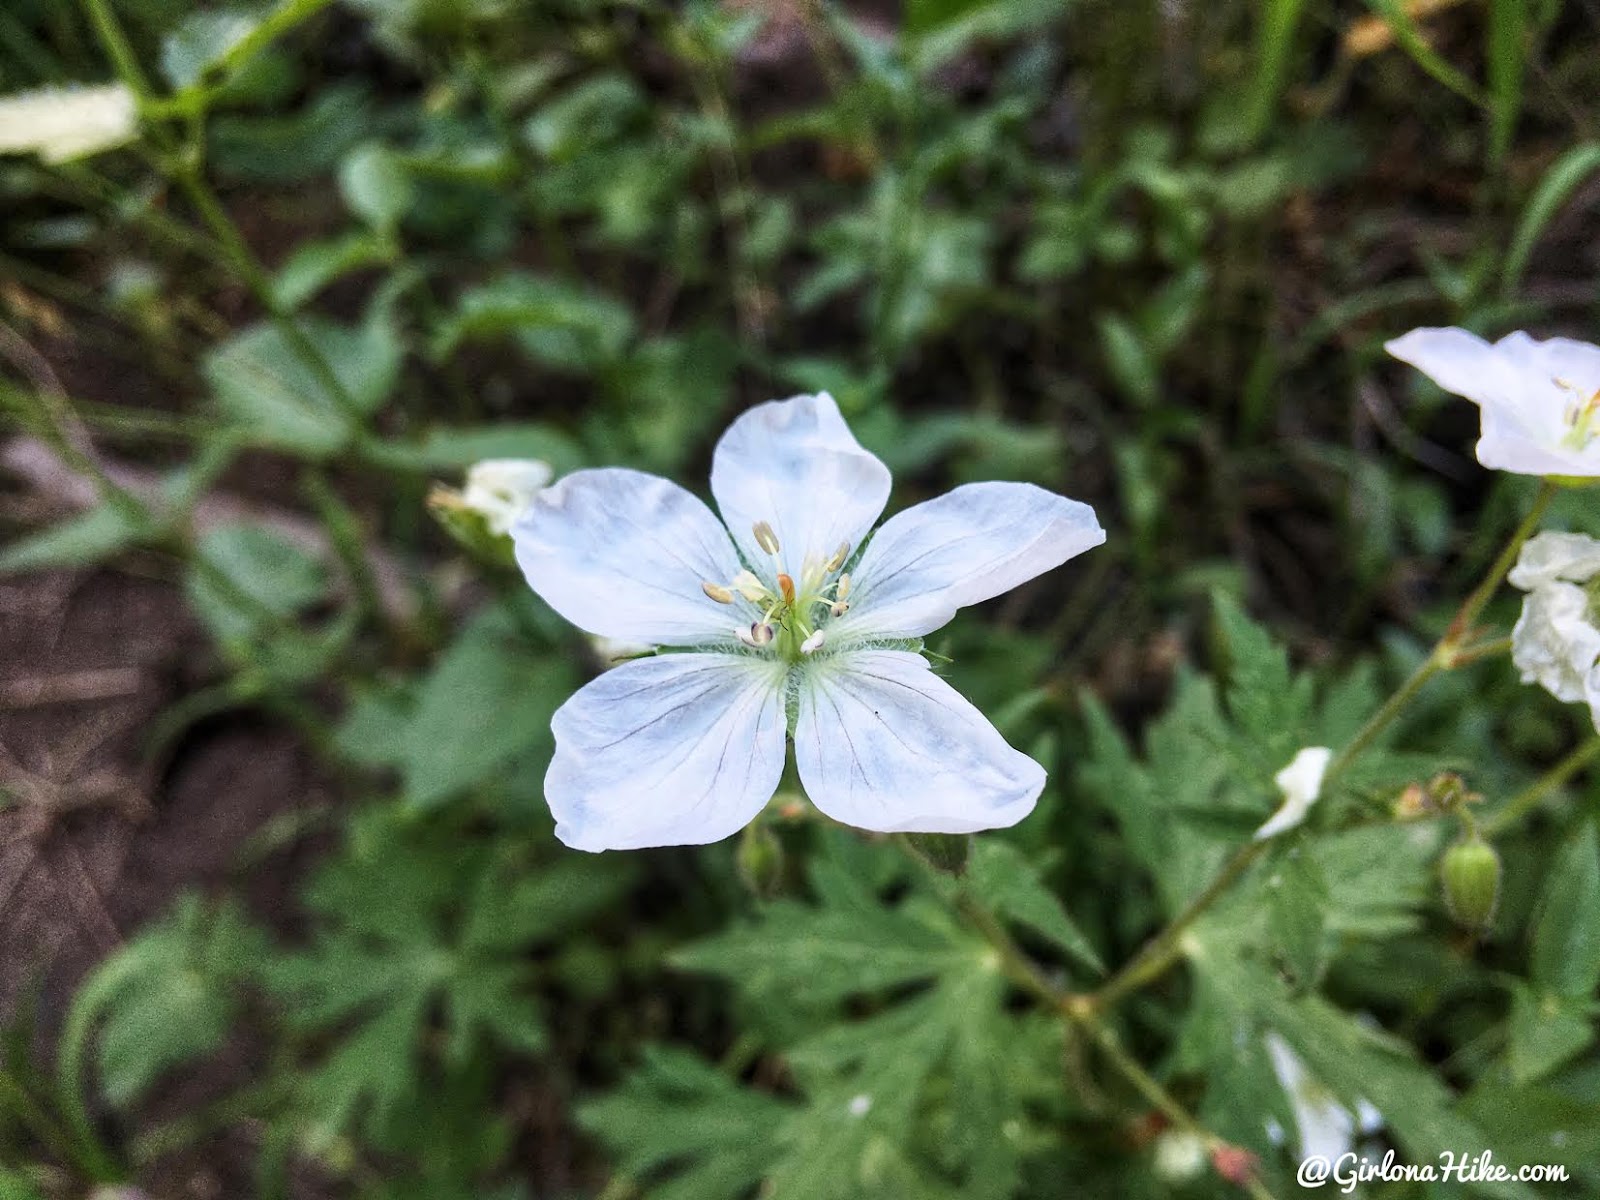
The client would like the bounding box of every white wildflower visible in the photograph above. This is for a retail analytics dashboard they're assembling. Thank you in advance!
[1508,531,1600,726]
[462,458,553,536]
[512,393,1106,851]
[1255,746,1332,840]
[1386,327,1600,477]
[0,84,137,164]
[1264,1032,1383,1164]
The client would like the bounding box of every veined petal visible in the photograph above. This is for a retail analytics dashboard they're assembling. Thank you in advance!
[792,649,1043,834]
[513,468,746,646]
[710,393,891,581]
[545,653,788,851]
[834,481,1104,642]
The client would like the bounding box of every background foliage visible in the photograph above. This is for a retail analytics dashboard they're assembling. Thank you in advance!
[3,0,1600,1197]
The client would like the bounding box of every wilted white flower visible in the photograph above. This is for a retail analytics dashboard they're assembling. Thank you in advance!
[1508,531,1600,726]
[1386,327,1600,477]
[462,458,553,535]
[513,393,1105,851]
[1264,1032,1382,1164]
[1255,746,1332,840]
[0,84,137,164]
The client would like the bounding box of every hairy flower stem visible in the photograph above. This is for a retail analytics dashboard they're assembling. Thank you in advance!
[1089,482,1556,1012]
[1483,736,1600,835]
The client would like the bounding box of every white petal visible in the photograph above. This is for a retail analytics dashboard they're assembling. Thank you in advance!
[1255,746,1332,840]
[463,457,553,535]
[545,653,788,851]
[512,468,746,646]
[710,393,891,580]
[1264,1033,1358,1164]
[792,649,1043,833]
[1385,327,1511,408]
[1508,531,1600,590]
[1511,582,1600,704]
[833,481,1105,642]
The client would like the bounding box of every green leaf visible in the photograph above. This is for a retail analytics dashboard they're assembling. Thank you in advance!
[81,898,265,1106]
[185,522,329,644]
[967,841,1103,973]
[362,421,585,475]
[431,271,635,372]
[400,607,577,808]
[0,504,145,574]
[339,141,414,230]
[1530,823,1600,999]
[578,1048,789,1200]
[1507,984,1595,1085]
[161,9,258,90]
[1264,851,1328,989]
[273,231,391,308]
[205,314,400,456]
[1501,143,1600,297]
[1096,312,1159,407]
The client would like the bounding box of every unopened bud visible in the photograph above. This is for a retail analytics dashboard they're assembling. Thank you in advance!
[1441,834,1501,934]
[427,485,515,567]
[1152,1131,1207,1183]
[752,520,780,555]
[737,823,785,898]
[1209,1143,1259,1187]
[905,832,971,875]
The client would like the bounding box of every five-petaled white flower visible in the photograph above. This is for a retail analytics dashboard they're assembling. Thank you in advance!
[0,84,137,164]
[1386,327,1600,477]
[512,393,1105,851]
[1508,531,1600,729]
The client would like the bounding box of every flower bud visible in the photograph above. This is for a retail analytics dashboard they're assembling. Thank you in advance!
[905,832,971,875]
[427,484,516,567]
[1440,834,1501,934]
[736,823,785,899]
[1151,1131,1207,1183]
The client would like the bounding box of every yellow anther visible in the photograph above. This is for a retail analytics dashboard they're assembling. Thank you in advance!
[702,581,735,604]
[825,541,851,573]
[836,572,850,601]
[753,521,781,555]
[778,573,796,605]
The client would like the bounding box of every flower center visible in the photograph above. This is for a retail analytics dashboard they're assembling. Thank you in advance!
[1557,377,1600,450]
[701,521,852,662]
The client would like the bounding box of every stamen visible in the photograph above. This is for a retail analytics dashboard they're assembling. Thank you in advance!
[801,629,826,655]
[752,521,781,555]
[702,581,735,604]
[778,573,796,605]
[731,570,769,603]
[830,600,850,618]
[736,621,774,648]
[836,573,851,601]
[824,541,851,573]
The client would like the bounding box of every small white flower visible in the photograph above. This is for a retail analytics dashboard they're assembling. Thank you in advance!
[462,458,553,535]
[847,1094,872,1118]
[1508,532,1600,725]
[1264,1032,1382,1164]
[1386,327,1600,477]
[513,393,1106,851]
[0,84,137,164]
[1255,746,1332,840]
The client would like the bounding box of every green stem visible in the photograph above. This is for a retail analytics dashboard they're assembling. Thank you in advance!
[1324,479,1555,784]
[1483,737,1600,835]
[1065,1007,1278,1200]
[1088,839,1267,1013]
[893,835,1275,1198]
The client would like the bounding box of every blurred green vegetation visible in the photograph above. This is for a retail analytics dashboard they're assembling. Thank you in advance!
[2,0,1600,1197]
